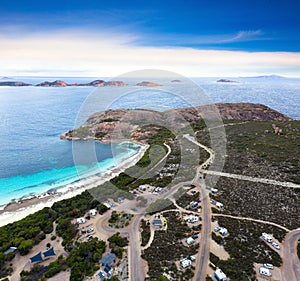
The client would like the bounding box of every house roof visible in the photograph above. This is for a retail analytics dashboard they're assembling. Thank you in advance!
[153,218,162,226]
[99,253,117,266]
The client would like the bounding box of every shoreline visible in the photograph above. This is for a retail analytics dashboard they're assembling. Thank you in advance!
[0,143,149,227]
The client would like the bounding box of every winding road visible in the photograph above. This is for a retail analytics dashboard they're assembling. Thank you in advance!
[281,229,300,281]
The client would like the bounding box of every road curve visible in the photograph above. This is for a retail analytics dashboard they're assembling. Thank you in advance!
[281,229,300,281]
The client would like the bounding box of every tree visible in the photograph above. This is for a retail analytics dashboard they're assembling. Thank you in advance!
[156,276,169,281]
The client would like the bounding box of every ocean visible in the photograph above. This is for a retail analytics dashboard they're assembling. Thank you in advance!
[0,76,299,206]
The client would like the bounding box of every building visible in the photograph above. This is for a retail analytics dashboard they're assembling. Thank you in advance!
[153,217,163,228]
[89,209,97,216]
[214,268,227,281]
[186,237,195,245]
[219,228,228,236]
[180,258,192,269]
[99,253,117,267]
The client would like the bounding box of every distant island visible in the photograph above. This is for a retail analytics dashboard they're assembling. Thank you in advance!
[0,79,127,87]
[217,79,239,83]
[171,79,182,82]
[136,81,161,86]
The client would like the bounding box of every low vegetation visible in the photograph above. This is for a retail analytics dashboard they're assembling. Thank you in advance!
[212,217,285,280]
[143,211,198,280]
[140,219,151,247]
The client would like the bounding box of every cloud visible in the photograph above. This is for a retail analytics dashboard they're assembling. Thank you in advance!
[220,30,265,43]
[0,29,299,77]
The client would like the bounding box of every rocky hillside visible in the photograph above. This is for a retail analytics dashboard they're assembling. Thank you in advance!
[61,103,291,143]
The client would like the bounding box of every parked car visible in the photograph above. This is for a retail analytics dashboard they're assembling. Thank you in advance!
[192,234,199,239]
[87,235,93,241]
[214,226,220,232]
[272,242,280,250]
[87,227,94,233]
[263,263,274,270]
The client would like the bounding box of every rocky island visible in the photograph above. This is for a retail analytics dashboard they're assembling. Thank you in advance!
[136,81,161,86]
[217,79,239,83]
[0,79,127,87]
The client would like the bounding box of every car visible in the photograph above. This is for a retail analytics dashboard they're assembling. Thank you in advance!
[87,235,93,241]
[272,242,280,250]
[263,263,274,270]
[214,226,220,232]
[87,227,94,233]
[192,234,199,239]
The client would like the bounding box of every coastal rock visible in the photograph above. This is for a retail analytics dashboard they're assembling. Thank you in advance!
[171,79,182,82]
[136,81,161,87]
[36,80,68,87]
[61,103,292,142]
[0,81,32,86]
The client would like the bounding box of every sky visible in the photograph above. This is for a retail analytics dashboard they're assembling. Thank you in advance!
[1,0,300,77]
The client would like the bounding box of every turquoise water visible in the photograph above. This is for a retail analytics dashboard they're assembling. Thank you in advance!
[1,76,299,206]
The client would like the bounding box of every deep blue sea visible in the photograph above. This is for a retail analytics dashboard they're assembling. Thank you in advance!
[0,76,299,206]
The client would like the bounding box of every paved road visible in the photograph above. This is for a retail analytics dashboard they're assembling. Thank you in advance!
[281,229,300,281]
[193,185,211,281]
[183,134,214,281]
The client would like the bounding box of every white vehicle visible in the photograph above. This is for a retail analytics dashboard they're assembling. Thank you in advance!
[262,233,273,243]
[272,242,280,250]
[214,226,221,232]
[260,267,272,277]
[263,263,274,270]
[87,227,94,233]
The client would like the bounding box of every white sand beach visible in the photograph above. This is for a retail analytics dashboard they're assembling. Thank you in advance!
[0,144,149,227]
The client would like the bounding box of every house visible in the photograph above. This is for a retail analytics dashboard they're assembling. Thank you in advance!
[153,217,163,228]
[180,258,192,268]
[219,228,228,236]
[76,217,86,224]
[186,237,195,245]
[99,253,117,267]
[214,268,227,281]
[89,209,97,216]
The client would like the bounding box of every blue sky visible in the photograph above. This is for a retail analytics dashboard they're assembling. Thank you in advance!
[0,0,300,76]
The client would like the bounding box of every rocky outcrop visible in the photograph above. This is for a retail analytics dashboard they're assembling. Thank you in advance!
[136,81,161,87]
[0,81,32,86]
[36,79,127,87]
[36,80,68,87]
[217,79,239,83]
[61,103,292,143]
[171,79,182,83]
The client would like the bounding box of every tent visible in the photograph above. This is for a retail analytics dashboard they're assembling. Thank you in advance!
[43,247,56,258]
[4,247,17,255]
[30,252,43,263]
